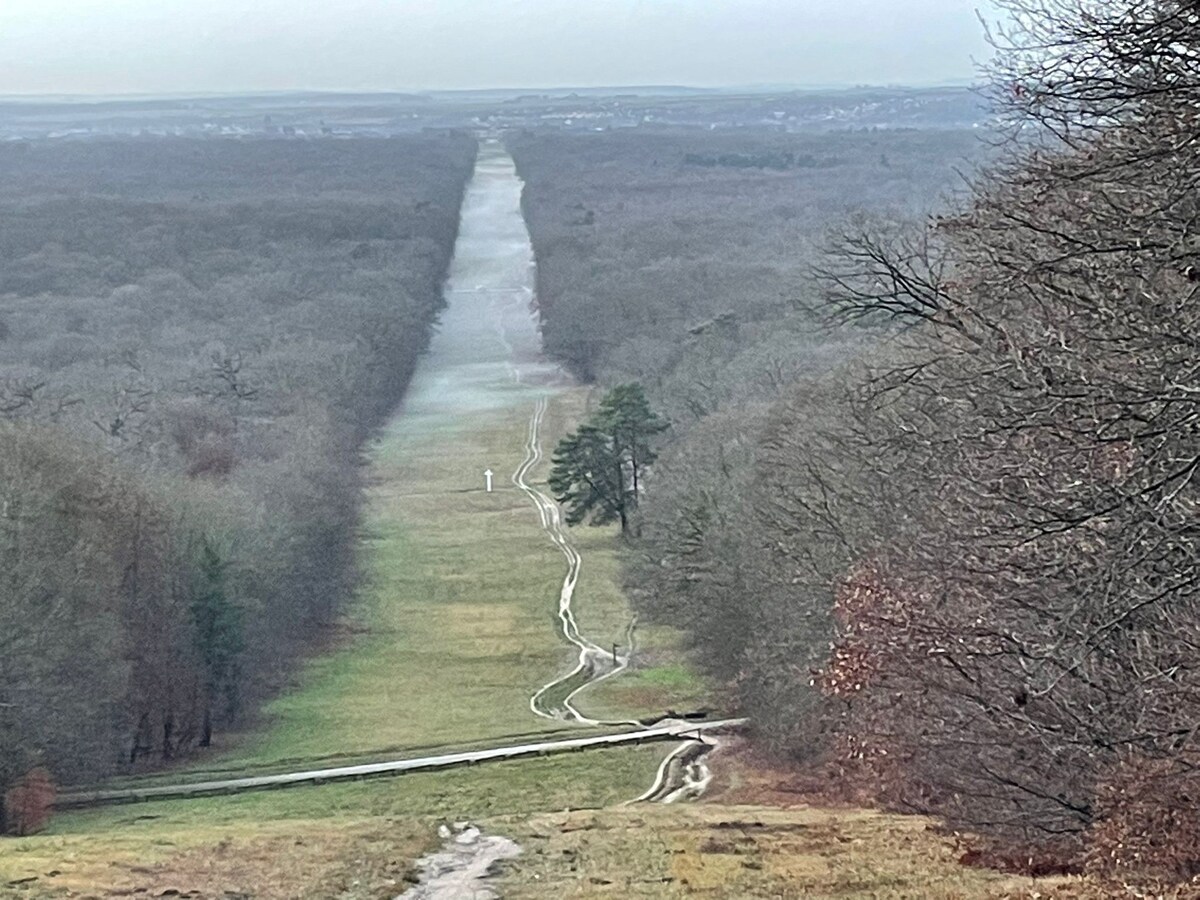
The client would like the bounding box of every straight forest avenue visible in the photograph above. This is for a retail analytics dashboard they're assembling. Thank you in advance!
[45,142,716,816]
[1,123,1132,900]
[0,141,728,899]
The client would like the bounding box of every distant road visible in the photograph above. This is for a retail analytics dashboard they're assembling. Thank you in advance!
[56,719,745,809]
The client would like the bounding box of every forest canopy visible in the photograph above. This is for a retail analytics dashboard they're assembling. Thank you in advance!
[515,0,1200,875]
[0,133,476,819]
[509,124,980,752]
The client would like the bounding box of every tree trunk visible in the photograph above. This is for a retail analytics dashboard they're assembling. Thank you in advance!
[615,458,628,533]
[162,713,174,761]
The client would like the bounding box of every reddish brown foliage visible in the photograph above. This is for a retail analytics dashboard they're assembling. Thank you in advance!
[820,562,902,698]
[3,768,56,836]
[799,4,1200,882]
[956,835,1082,879]
[1088,757,1200,881]
[816,564,948,814]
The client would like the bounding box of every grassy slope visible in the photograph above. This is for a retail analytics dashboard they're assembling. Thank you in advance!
[204,384,705,771]
[0,384,701,896]
[492,748,1095,900]
[495,805,1044,899]
[3,748,668,898]
[215,394,576,767]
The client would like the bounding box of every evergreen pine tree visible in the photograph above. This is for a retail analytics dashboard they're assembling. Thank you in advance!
[549,384,667,533]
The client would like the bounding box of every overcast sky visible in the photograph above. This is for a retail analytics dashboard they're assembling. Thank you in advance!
[0,1,993,96]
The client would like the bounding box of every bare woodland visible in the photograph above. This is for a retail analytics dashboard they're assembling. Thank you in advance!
[5,0,1198,883]
[0,134,476,822]
[516,0,1200,880]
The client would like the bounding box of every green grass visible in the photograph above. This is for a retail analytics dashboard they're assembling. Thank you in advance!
[638,663,698,689]
[579,644,712,723]
[2,380,711,896]
[194,382,708,771]
[209,386,590,769]
[50,746,667,835]
[1,748,667,897]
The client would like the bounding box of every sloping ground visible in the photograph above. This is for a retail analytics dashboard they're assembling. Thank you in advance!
[0,146,708,898]
[489,746,1107,898]
[475,745,1165,900]
[495,798,1200,900]
[494,805,1028,898]
[0,747,668,897]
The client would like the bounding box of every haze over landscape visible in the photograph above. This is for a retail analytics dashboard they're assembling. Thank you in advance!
[0,0,992,95]
[6,3,1200,899]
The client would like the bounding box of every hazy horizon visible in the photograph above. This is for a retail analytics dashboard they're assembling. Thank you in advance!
[0,81,980,103]
[0,1,993,97]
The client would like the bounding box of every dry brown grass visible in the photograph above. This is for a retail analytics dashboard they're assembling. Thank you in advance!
[494,804,1046,899]
[497,800,1200,899]
[486,739,1200,899]
[590,739,1193,900]
[0,819,434,899]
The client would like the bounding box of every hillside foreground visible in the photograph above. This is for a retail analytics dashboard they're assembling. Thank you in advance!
[0,385,1120,897]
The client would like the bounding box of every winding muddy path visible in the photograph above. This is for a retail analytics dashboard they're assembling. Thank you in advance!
[458,144,714,790]
[517,396,640,726]
[437,143,640,728]
[398,142,709,898]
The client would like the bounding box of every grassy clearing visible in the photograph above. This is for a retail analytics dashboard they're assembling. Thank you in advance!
[0,367,1100,899]
[1,747,667,897]
[195,381,708,772]
[201,382,706,770]
[1,816,432,899]
[208,386,588,770]
[494,804,1065,899]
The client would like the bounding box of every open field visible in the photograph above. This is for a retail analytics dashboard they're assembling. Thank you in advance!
[494,804,1053,899]
[0,747,668,897]
[3,742,1137,898]
[211,394,584,770]
[176,381,705,775]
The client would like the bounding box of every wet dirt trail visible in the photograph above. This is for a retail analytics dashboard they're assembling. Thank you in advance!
[398,143,714,897]
[414,143,639,728]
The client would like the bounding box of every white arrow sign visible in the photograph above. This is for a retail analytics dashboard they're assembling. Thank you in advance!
[484,469,494,493]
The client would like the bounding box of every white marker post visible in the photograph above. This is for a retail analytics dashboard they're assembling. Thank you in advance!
[484,469,494,493]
